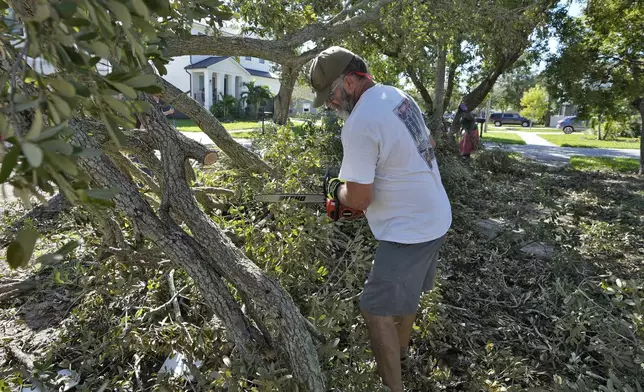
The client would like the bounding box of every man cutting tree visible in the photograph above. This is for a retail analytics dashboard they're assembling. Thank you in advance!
[308,46,453,391]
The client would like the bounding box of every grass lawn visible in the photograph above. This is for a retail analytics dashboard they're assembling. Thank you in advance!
[230,131,257,139]
[481,131,526,145]
[540,133,640,149]
[570,156,640,173]
[175,119,260,132]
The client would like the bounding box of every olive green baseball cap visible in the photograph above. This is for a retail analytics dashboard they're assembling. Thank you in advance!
[308,46,356,107]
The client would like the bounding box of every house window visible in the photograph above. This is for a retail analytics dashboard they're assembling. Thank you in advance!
[303,103,310,113]
[259,59,265,64]
[245,56,252,61]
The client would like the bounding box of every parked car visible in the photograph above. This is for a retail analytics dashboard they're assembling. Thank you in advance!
[556,116,586,134]
[489,112,532,127]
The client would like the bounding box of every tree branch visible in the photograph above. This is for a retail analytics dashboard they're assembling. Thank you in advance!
[286,0,395,47]
[157,77,272,173]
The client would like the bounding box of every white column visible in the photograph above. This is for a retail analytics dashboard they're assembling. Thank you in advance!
[204,70,212,109]
[216,72,225,102]
[226,74,235,98]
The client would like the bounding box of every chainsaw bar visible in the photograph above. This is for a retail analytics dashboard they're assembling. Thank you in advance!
[254,194,326,203]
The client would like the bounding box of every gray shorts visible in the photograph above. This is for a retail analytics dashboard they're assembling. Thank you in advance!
[359,235,445,316]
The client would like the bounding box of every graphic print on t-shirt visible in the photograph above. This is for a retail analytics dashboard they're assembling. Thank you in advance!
[393,96,435,169]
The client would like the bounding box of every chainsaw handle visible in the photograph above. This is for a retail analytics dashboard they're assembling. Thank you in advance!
[326,197,364,221]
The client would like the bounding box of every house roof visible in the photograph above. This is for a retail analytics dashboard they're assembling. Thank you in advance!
[245,68,277,79]
[185,56,228,70]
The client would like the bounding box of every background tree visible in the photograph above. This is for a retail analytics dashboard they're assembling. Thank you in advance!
[544,0,644,174]
[520,84,549,125]
[494,63,537,111]
[345,0,563,140]
[240,81,273,120]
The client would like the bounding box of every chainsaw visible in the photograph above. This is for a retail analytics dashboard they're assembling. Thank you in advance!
[254,170,364,222]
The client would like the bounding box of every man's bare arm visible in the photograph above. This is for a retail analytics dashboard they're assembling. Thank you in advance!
[337,181,373,211]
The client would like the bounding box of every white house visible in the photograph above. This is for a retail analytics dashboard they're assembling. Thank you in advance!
[162,22,281,111]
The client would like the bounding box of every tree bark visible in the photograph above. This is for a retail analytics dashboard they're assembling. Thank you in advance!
[158,77,272,173]
[405,65,433,114]
[443,59,458,113]
[430,42,447,135]
[273,65,299,125]
[135,99,325,391]
[634,97,644,175]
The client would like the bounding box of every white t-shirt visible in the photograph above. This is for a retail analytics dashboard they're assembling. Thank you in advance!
[338,84,452,244]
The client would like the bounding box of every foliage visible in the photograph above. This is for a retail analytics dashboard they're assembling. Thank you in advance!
[3,121,643,390]
[240,81,273,120]
[520,84,549,124]
[570,156,640,173]
[540,133,640,149]
[543,0,643,169]
[210,94,242,120]
[0,0,234,265]
[493,64,537,111]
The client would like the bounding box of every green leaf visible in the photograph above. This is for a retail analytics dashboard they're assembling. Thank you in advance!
[124,74,158,89]
[55,1,77,18]
[75,31,99,41]
[16,228,39,266]
[6,241,26,269]
[12,98,40,112]
[107,81,137,99]
[107,0,132,28]
[49,78,76,98]
[22,142,44,167]
[0,145,20,183]
[32,122,68,142]
[86,187,120,200]
[40,139,74,156]
[50,95,72,118]
[89,41,111,59]
[72,147,103,157]
[45,152,78,175]
[26,109,43,140]
[30,3,51,22]
[103,95,130,115]
[131,0,149,18]
[70,81,91,97]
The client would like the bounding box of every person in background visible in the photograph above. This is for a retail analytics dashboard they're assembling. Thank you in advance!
[457,103,480,161]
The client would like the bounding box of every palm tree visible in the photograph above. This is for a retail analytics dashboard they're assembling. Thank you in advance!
[240,81,273,120]
[219,93,239,119]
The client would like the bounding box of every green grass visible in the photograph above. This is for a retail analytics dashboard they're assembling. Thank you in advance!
[230,131,257,139]
[540,133,640,149]
[481,131,526,145]
[175,119,260,132]
[570,156,640,173]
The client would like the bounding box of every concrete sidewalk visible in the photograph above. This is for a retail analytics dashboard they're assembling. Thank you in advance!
[515,132,557,146]
[485,143,640,165]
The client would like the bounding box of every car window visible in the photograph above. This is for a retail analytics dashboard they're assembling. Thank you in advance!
[502,114,513,118]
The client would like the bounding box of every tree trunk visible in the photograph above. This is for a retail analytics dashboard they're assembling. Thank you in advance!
[449,49,523,137]
[635,97,644,175]
[430,42,447,135]
[405,65,433,114]
[443,59,457,113]
[274,64,299,125]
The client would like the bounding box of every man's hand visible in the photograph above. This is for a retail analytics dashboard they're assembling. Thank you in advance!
[325,176,344,200]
